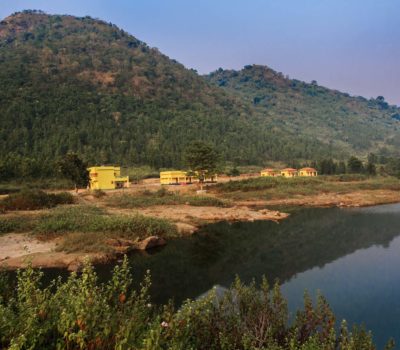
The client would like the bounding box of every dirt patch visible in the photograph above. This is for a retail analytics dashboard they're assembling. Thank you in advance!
[0,233,57,261]
[137,205,288,233]
[1,250,107,272]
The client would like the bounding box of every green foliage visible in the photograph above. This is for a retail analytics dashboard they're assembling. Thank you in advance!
[2,12,399,176]
[227,166,241,177]
[107,188,229,208]
[57,153,89,188]
[347,156,364,173]
[207,65,400,158]
[184,141,219,180]
[0,189,74,211]
[0,259,388,349]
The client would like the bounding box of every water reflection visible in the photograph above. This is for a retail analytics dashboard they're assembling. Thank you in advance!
[124,205,400,306]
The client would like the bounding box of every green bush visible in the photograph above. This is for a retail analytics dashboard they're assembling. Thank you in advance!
[0,190,74,211]
[0,259,390,349]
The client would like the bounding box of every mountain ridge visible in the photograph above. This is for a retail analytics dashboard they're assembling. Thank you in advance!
[0,10,399,172]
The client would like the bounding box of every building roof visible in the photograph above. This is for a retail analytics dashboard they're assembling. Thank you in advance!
[300,167,317,171]
[261,168,276,172]
[281,168,297,172]
[88,166,119,171]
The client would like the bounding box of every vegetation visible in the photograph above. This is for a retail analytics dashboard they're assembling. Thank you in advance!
[184,141,219,182]
[35,205,177,239]
[0,257,391,349]
[206,65,400,158]
[1,11,399,180]
[107,188,229,208]
[212,176,400,200]
[57,152,89,189]
[0,189,74,211]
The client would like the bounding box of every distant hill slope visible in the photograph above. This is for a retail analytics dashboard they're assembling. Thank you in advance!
[0,11,398,169]
[206,65,400,157]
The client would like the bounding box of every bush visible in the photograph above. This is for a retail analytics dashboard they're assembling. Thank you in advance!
[0,190,74,211]
[0,259,389,349]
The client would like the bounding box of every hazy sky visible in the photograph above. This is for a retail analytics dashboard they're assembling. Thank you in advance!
[1,0,399,105]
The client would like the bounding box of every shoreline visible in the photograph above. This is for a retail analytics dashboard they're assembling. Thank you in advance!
[1,188,399,271]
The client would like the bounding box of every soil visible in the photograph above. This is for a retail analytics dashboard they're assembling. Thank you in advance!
[1,177,399,271]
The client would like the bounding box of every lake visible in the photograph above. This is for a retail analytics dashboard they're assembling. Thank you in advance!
[44,203,400,347]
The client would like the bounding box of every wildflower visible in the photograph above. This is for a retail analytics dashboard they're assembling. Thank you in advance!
[161,321,169,328]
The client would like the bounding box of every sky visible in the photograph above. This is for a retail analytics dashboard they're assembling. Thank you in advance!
[1,0,400,105]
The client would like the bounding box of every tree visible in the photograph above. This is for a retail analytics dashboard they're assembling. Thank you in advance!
[366,161,377,176]
[337,161,347,174]
[184,141,219,189]
[227,166,240,177]
[347,156,364,174]
[58,153,89,190]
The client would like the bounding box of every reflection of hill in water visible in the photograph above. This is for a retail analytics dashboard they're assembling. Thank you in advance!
[125,207,400,305]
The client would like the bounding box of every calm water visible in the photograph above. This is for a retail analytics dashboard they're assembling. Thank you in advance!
[45,203,400,347]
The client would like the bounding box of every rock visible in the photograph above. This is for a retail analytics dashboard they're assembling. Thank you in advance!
[136,236,166,250]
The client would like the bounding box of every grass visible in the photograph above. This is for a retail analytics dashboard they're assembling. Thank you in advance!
[0,190,74,211]
[212,175,400,200]
[34,205,178,252]
[106,188,230,208]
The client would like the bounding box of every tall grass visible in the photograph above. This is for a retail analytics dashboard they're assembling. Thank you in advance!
[107,188,229,208]
[35,205,177,240]
[0,258,388,349]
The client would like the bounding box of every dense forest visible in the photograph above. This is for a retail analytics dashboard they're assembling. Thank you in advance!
[0,10,399,178]
[206,65,400,156]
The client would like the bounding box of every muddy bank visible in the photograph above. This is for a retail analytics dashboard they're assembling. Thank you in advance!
[2,188,399,271]
[0,206,288,271]
[138,205,288,234]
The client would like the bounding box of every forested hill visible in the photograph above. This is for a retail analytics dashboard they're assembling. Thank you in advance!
[206,65,400,157]
[0,11,399,171]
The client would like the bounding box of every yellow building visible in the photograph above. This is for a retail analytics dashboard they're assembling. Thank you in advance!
[160,171,193,185]
[299,167,318,177]
[260,168,280,177]
[88,166,129,190]
[281,168,298,177]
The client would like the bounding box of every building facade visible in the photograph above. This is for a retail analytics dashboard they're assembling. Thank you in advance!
[298,167,318,177]
[260,168,280,177]
[88,166,129,190]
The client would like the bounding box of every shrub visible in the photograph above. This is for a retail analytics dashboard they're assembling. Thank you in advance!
[0,190,74,211]
[0,259,389,349]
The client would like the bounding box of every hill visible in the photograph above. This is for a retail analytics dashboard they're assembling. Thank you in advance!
[206,65,400,157]
[0,10,399,179]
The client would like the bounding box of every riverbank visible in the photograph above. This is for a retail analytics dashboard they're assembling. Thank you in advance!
[0,175,399,270]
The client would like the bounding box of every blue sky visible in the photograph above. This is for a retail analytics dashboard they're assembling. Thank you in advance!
[1,0,400,105]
